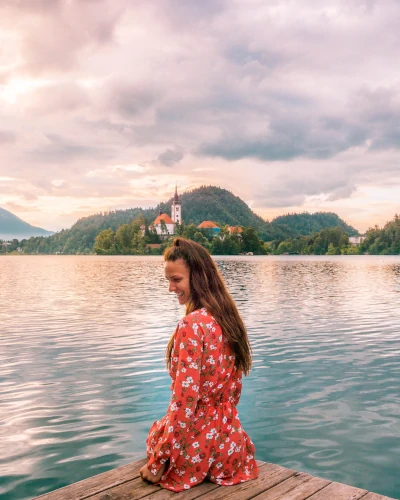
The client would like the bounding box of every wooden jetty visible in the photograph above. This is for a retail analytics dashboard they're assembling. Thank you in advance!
[33,458,397,500]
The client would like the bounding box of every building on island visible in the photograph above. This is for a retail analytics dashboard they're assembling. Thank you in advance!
[171,185,181,224]
[151,186,182,237]
[228,226,243,236]
[147,187,243,241]
[153,211,175,236]
[349,236,366,246]
[197,221,220,237]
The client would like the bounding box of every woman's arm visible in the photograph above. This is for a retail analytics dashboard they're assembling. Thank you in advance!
[145,316,203,477]
[140,462,167,483]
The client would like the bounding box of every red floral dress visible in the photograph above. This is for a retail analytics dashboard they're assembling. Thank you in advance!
[146,308,259,491]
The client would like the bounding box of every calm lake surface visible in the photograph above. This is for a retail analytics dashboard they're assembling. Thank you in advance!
[1,255,399,499]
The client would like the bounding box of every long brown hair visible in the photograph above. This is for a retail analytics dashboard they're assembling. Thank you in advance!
[164,237,252,375]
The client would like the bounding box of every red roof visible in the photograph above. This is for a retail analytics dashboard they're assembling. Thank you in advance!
[228,226,243,234]
[198,221,219,229]
[153,213,174,225]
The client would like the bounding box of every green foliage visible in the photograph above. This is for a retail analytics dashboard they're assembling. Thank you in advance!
[241,227,265,254]
[115,224,135,253]
[272,211,358,238]
[341,244,359,255]
[94,229,117,255]
[92,218,160,255]
[274,226,355,255]
[359,215,400,255]
[157,186,272,239]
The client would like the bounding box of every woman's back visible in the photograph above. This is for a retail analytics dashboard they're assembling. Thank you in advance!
[146,308,258,491]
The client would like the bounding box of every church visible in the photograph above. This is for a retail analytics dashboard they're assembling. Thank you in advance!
[151,186,181,236]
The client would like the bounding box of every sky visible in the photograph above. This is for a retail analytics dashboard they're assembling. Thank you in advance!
[1,0,400,234]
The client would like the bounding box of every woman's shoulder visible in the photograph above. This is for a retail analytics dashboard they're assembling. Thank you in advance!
[185,307,216,323]
[178,308,217,331]
[178,307,220,334]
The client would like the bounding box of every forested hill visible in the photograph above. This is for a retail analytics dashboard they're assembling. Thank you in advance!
[17,186,281,253]
[272,212,359,237]
[10,186,360,254]
[157,186,274,239]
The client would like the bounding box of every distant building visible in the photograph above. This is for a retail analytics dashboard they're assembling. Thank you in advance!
[228,226,243,236]
[171,185,182,224]
[151,186,182,237]
[152,211,175,236]
[349,236,366,246]
[198,221,220,237]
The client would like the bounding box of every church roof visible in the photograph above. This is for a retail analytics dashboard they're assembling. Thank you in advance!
[198,221,219,229]
[228,226,243,234]
[173,185,180,203]
[154,213,174,225]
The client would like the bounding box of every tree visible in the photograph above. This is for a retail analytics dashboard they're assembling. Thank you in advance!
[160,219,168,236]
[241,227,262,254]
[193,231,210,249]
[222,234,240,255]
[341,244,359,255]
[94,229,117,254]
[183,223,198,240]
[313,236,326,255]
[131,232,145,254]
[115,224,134,253]
[327,243,339,255]
[276,241,291,254]
[211,237,224,255]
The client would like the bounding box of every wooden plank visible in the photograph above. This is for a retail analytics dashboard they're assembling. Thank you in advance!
[123,459,266,499]
[141,480,220,500]
[251,472,330,500]
[306,481,368,500]
[195,462,295,500]
[32,458,148,500]
[137,463,270,500]
[31,458,399,500]
[362,493,398,500]
[87,476,160,500]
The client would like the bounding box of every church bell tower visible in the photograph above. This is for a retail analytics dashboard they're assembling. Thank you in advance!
[171,185,182,224]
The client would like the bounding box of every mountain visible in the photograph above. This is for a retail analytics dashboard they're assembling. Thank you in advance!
[13,186,360,254]
[271,212,359,237]
[157,186,274,239]
[0,207,53,240]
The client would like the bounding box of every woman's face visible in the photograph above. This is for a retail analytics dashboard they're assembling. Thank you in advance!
[165,258,191,305]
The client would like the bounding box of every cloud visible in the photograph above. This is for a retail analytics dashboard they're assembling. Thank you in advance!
[1,0,400,232]
[19,83,90,114]
[351,85,400,151]
[198,114,368,162]
[29,133,115,163]
[104,80,163,124]
[157,147,184,167]
[0,130,15,144]
[0,0,124,78]
[252,170,358,208]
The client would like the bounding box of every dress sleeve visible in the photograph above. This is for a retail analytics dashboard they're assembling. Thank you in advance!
[147,316,203,476]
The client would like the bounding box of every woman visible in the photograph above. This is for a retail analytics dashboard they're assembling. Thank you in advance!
[140,237,258,491]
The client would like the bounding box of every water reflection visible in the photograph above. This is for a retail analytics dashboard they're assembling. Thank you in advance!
[0,255,399,499]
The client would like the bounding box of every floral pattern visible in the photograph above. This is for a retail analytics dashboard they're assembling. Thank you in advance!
[146,308,259,491]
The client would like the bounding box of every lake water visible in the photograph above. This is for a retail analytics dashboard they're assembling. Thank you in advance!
[0,255,399,499]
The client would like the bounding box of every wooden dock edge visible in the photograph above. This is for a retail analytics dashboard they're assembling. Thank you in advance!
[31,458,398,500]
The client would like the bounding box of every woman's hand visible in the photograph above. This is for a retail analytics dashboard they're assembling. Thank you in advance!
[140,462,166,484]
